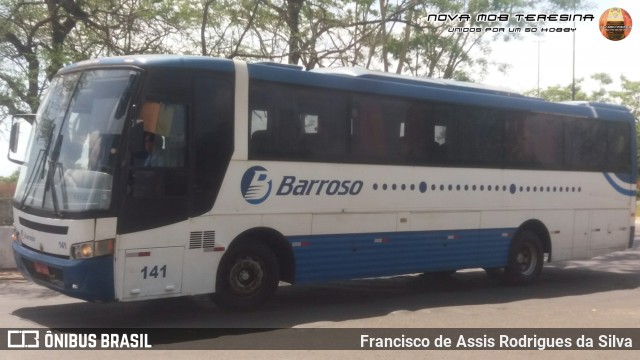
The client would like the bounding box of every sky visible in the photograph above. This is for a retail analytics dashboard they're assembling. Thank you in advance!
[482,0,640,94]
[1,0,639,177]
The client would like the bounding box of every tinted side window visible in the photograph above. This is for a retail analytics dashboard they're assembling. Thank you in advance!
[400,103,432,164]
[248,82,633,173]
[136,102,187,168]
[505,112,563,169]
[120,70,192,234]
[428,105,453,165]
[350,95,407,163]
[350,98,472,166]
[451,107,504,166]
[248,83,276,159]
[192,76,234,215]
[565,118,607,171]
[297,88,348,161]
[248,82,348,162]
[606,121,631,173]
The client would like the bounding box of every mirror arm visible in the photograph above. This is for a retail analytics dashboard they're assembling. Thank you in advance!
[13,113,36,124]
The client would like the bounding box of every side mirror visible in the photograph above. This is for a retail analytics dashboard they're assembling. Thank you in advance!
[9,122,20,153]
[8,114,35,165]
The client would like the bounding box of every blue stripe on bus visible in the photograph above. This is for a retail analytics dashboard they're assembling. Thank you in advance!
[613,172,636,185]
[603,172,637,196]
[288,228,515,284]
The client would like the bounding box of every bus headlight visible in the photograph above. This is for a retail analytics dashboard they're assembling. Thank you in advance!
[12,229,21,243]
[71,239,115,259]
[72,241,93,259]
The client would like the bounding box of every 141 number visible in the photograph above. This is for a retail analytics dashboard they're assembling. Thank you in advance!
[141,265,167,279]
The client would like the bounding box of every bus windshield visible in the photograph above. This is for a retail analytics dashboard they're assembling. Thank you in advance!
[14,69,139,214]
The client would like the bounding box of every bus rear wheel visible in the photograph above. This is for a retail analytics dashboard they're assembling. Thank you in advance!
[504,230,543,285]
[213,241,279,311]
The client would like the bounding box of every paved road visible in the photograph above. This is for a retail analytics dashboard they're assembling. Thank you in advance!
[2,236,640,359]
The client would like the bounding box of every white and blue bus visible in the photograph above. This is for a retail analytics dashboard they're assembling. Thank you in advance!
[8,55,637,310]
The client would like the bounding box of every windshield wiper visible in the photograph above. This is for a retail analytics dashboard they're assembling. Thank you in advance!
[42,134,64,216]
[19,123,55,210]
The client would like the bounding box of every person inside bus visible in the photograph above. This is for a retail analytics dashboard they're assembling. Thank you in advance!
[132,131,164,167]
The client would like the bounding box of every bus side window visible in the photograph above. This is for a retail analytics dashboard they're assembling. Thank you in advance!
[351,97,387,161]
[606,121,631,173]
[295,88,348,162]
[192,76,234,215]
[249,82,274,160]
[161,103,187,167]
[434,125,447,145]
[429,105,452,164]
[135,101,187,167]
[250,110,270,157]
[302,114,318,134]
[565,118,607,171]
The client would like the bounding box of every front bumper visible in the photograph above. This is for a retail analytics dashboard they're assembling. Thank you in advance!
[13,241,115,302]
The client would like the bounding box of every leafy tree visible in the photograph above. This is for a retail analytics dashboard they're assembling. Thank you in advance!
[194,0,363,68]
[383,0,588,80]
[610,76,640,119]
[0,0,190,134]
[1,0,592,137]
[529,73,640,119]
[0,169,19,183]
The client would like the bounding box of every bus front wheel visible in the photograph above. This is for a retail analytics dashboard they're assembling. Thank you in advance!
[504,230,543,285]
[213,241,280,311]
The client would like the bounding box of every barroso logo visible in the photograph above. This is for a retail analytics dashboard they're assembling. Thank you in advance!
[241,166,272,204]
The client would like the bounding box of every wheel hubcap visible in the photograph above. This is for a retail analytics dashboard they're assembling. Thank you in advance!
[229,256,264,296]
[517,243,537,276]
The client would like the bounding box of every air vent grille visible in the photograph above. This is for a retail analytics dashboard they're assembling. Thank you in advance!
[189,231,216,249]
[202,231,216,248]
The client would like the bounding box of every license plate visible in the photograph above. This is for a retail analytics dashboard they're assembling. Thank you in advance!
[33,262,50,276]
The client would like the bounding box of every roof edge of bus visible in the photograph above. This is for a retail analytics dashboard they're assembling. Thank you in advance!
[58,54,235,73]
[562,101,632,113]
[253,62,305,71]
[310,67,524,97]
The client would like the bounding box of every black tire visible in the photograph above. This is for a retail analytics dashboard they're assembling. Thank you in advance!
[483,267,505,281]
[424,270,457,278]
[504,230,543,286]
[213,241,279,311]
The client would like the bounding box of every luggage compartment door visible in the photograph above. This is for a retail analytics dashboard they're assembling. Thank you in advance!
[123,247,183,300]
